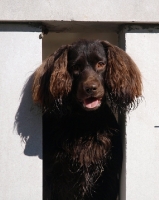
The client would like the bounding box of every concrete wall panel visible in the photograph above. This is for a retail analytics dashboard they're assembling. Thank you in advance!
[0,24,42,200]
[1,0,159,22]
[119,26,159,200]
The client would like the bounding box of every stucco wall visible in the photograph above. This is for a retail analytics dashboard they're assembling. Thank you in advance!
[119,26,159,200]
[1,0,159,22]
[0,24,42,200]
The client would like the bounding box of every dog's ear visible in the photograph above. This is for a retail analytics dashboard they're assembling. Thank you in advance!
[32,45,72,109]
[100,41,142,110]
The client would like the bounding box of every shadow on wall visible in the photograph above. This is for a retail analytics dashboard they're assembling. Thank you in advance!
[14,74,42,159]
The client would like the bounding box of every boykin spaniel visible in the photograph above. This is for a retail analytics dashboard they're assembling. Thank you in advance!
[32,40,142,200]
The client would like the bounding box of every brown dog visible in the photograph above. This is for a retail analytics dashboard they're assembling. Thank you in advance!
[32,39,142,200]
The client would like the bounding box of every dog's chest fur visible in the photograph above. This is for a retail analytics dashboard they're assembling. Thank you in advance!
[43,105,122,200]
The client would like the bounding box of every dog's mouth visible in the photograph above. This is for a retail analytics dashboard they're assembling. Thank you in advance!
[82,97,102,111]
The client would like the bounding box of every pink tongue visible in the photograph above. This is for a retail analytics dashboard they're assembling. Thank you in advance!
[83,98,99,108]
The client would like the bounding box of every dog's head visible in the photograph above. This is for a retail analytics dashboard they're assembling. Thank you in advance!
[32,39,142,112]
[67,40,106,111]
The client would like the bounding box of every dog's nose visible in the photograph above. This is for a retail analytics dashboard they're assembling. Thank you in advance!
[84,84,97,94]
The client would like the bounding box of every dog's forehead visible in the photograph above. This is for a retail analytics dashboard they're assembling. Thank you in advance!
[69,40,106,60]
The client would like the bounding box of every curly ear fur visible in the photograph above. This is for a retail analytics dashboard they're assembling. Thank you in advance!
[101,41,142,110]
[32,45,72,109]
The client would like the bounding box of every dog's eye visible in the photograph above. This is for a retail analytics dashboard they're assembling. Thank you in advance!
[73,65,81,76]
[96,61,106,71]
[73,70,80,76]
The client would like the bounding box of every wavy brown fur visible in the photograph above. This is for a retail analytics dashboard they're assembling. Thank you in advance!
[32,39,142,200]
[32,45,72,110]
[101,41,142,110]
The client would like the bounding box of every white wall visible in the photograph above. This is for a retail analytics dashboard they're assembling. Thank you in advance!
[1,22,159,200]
[1,0,159,22]
[0,24,42,200]
[119,26,159,200]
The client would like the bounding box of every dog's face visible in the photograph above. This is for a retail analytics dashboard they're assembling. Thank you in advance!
[68,41,107,111]
[32,39,142,112]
